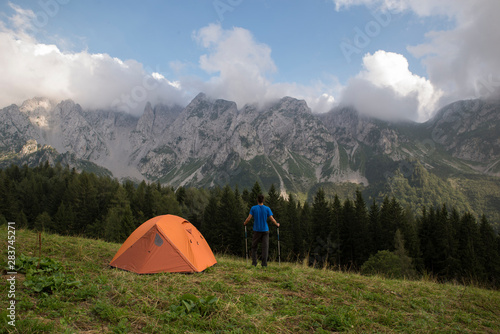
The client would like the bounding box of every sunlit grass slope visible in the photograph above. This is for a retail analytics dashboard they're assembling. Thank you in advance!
[1,229,499,333]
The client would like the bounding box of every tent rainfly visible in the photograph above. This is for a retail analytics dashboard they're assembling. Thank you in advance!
[110,214,217,273]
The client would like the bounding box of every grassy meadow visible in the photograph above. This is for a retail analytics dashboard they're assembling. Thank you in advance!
[1,228,499,333]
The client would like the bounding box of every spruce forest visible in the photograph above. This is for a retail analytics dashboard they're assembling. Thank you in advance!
[1,162,499,288]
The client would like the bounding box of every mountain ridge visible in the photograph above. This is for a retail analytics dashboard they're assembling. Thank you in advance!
[3,94,500,180]
[1,94,499,225]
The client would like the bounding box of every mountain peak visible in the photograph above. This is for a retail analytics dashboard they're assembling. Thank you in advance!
[20,97,56,113]
[192,92,208,102]
[423,98,500,164]
[264,96,312,117]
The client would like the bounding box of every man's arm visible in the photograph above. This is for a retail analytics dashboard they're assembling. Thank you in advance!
[269,215,279,227]
[243,214,252,226]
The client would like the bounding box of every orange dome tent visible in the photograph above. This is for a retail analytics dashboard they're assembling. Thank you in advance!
[110,215,217,273]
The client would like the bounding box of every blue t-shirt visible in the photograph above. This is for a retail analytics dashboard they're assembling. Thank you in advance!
[249,204,273,232]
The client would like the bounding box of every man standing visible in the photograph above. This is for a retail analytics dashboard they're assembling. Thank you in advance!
[243,194,279,267]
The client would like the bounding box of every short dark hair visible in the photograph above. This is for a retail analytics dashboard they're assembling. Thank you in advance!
[257,194,265,204]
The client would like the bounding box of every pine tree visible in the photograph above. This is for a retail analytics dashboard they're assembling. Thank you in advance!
[0,171,19,221]
[148,186,163,217]
[95,176,121,224]
[368,200,381,254]
[393,229,417,279]
[182,187,210,229]
[6,165,22,183]
[132,181,148,221]
[379,196,394,251]
[311,188,331,266]
[266,184,282,219]
[201,189,220,248]
[16,211,28,229]
[389,197,404,242]
[420,206,438,273]
[445,207,461,280]
[18,174,42,223]
[176,186,186,205]
[216,185,244,255]
[46,167,70,218]
[330,195,342,266]
[431,204,451,278]
[67,172,99,234]
[34,212,53,232]
[478,215,500,286]
[248,181,262,210]
[400,207,420,263]
[266,184,283,259]
[144,182,157,219]
[123,180,136,202]
[497,234,500,282]
[53,202,76,235]
[435,204,461,280]
[285,193,301,259]
[457,212,484,282]
[233,186,246,256]
[299,201,313,259]
[340,198,356,267]
[207,187,225,253]
[151,188,182,218]
[241,188,250,209]
[103,187,135,243]
[353,190,370,265]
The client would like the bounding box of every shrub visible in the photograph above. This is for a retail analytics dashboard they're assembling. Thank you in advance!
[361,250,404,279]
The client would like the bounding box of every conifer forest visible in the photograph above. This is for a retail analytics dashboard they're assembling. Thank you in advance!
[1,162,499,288]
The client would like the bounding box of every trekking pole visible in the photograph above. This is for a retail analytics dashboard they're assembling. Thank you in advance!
[245,225,248,265]
[277,227,281,266]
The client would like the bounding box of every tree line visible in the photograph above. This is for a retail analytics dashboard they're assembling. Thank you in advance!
[1,162,499,287]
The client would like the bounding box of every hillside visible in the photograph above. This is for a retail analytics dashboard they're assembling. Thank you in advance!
[2,229,499,333]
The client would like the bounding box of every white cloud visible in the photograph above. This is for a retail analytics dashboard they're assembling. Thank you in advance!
[0,30,187,115]
[192,23,276,107]
[0,4,188,115]
[192,23,337,113]
[333,0,500,105]
[408,0,500,102]
[340,51,442,121]
[0,11,337,115]
[5,2,37,40]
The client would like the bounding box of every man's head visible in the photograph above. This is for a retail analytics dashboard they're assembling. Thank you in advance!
[257,194,265,204]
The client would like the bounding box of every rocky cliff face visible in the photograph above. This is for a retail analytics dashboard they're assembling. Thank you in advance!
[320,100,500,178]
[422,99,500,173]
[0,103,41,153]
[135,93,345,192]
[11,98,140,178]
[1,95,499,192]
[15,98,107,161]
[320,106,409,157]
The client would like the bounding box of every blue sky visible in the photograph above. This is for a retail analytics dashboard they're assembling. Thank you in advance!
[1,0,499,121]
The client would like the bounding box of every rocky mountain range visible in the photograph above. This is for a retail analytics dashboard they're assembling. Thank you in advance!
[1,94,499,212]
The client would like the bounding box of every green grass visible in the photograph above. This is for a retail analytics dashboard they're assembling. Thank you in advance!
[1,229,499,333]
